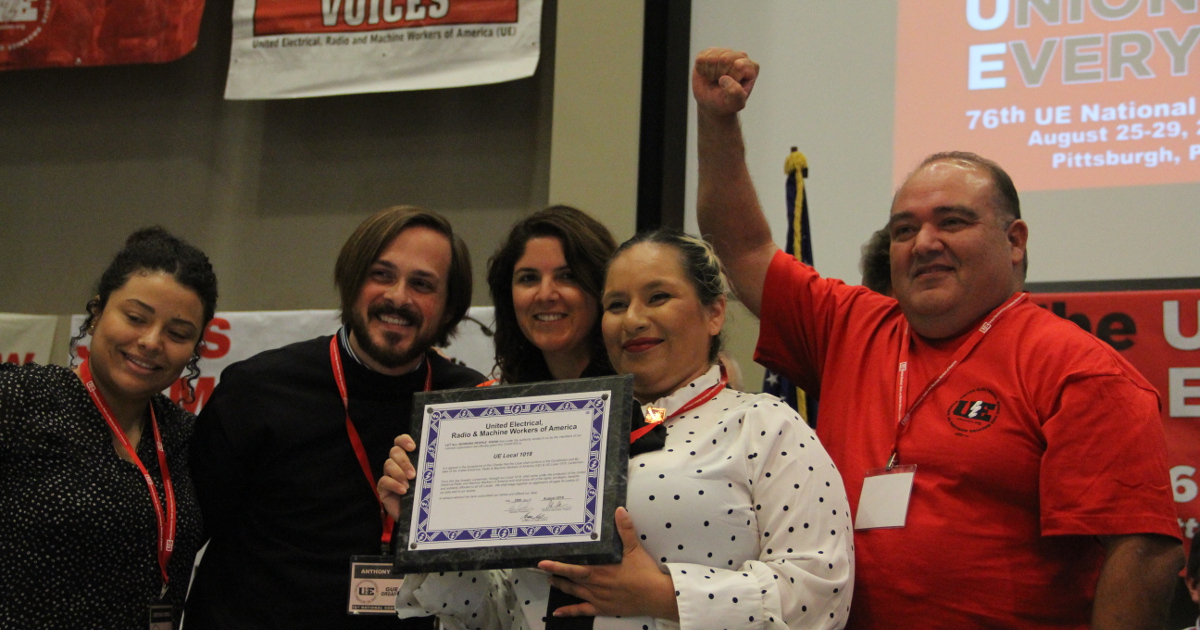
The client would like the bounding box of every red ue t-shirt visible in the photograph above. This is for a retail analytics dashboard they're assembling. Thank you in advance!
[755,250,1179,630]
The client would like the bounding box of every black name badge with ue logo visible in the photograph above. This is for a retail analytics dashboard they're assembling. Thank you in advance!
[348,557,405,615]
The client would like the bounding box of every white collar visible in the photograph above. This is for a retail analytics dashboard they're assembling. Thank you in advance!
[638,364,722,417]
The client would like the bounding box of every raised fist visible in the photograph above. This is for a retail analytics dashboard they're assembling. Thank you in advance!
[692,47,759,116]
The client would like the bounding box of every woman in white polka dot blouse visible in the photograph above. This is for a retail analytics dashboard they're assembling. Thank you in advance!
[383,231,854,630]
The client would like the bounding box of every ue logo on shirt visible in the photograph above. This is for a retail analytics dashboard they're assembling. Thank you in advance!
[946,387,1001,435]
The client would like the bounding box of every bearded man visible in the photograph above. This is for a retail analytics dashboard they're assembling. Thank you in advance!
[187,206,486,630]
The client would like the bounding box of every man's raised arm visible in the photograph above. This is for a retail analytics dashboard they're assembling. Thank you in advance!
[694,48,778,317]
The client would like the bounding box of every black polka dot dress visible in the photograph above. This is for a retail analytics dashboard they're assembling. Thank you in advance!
[396,366,854,629]
[0,363,204,629]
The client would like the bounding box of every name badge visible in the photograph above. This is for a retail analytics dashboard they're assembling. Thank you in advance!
[854,465,917,530]
[148,604,173,630]
[348,556,405,615]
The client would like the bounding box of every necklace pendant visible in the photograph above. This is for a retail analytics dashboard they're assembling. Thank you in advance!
[644,407,667,425]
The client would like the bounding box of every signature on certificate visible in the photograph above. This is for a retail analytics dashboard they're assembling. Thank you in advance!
[521,512,548,522]
[505,498,532,514]
[542,496,572,512]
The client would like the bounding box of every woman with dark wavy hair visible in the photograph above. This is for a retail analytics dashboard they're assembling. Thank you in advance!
[379,206,618,626]
[0,226,217,629]
[485,205,617,383]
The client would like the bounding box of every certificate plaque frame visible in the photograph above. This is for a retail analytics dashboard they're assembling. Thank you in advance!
[393,374,633,574]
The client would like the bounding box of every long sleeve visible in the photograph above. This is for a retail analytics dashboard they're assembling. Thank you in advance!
[397,570,523,630]
[190,364,257,540]
[662,398,853,630]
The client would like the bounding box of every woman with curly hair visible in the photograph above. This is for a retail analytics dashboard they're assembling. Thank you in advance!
[0,226,217,629]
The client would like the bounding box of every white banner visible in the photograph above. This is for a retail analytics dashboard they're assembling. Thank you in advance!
[70,310,341,412]
[69,307,496,413]
[224,0,542,100]
[0,314,58,366]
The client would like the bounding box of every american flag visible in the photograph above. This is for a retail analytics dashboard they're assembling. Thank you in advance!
[761,148,819,428]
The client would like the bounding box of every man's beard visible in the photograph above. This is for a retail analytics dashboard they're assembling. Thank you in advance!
[348,302,437,370]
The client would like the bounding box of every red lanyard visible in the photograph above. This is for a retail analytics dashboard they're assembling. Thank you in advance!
[79,359,176,597]
[630,365,728,444]
[888,293,1026,468]
[328,336,431,553]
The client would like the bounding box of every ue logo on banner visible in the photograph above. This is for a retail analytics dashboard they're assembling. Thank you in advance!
[0,0,51,52]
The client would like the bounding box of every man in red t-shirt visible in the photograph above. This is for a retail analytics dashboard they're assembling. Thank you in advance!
[692,47,1183,629]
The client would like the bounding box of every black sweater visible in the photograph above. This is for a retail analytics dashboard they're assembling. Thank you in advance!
[186,336,484,629]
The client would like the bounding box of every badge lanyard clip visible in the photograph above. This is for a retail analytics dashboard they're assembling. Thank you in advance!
[80,359,176,596]
[859,293,1026,531]
[887,293,1026,467]
[329,336,432,553]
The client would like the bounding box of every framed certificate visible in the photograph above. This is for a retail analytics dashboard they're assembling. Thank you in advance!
[393,374,633,574]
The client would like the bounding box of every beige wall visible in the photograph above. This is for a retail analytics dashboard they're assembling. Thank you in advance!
[0,0,645,366]
[548,2,644,244]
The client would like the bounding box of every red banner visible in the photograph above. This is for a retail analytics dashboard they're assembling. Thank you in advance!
[1032,289,1200,550]
[0,0,204,70]
[254,0,516,37]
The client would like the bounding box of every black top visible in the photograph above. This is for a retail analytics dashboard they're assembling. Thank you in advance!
[0,362,203,629]
[512,359,615,385]
[186,336,485,630]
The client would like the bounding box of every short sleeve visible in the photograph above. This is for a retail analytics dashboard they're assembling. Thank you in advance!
[755,251,822,393]
[1040,373,1178,539]
[755,250,893,399]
